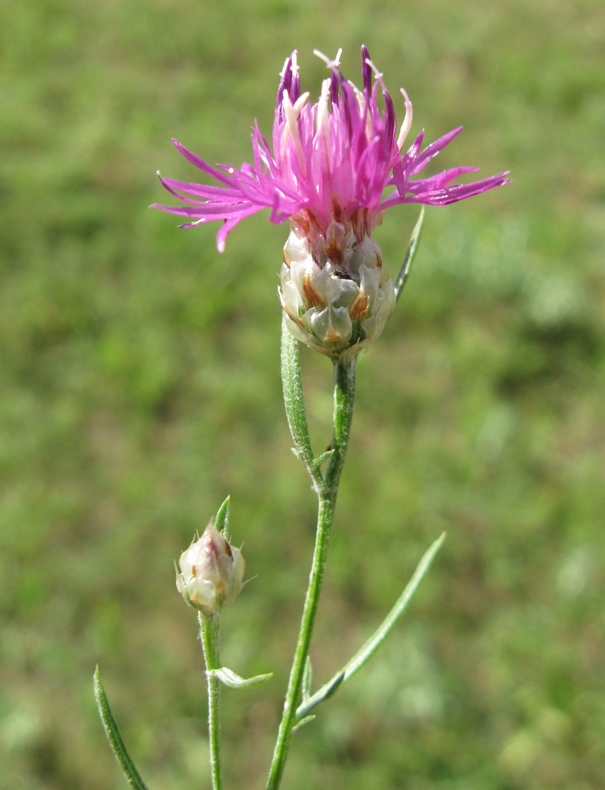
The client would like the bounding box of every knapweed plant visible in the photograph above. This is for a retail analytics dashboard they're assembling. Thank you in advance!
[94,47,509,790]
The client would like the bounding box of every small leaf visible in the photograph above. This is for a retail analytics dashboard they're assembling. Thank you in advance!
[215,496,231,541]
[296,671,344,721]
[291,714,316,734]
[312,449,334,469]
[295,533,445,721]
[208,666,274,690]
[395,208,424,302]
[302,656,313,701]
[280,316,326,495]
[93,667,149,790]
[321,670,345,701]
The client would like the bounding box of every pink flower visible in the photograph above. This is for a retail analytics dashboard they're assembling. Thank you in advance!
[152,46,510,253]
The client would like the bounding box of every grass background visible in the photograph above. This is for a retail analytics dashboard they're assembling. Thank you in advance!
[1,0,604,788]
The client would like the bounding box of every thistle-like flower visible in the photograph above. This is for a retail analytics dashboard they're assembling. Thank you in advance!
[153,47,510,356]
[176,523,245,614]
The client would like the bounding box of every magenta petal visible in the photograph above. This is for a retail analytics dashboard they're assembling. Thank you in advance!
[151,202,253,219]
[154,49,509,251]
[407,166,480,194]
[159,176,237,199]
[172,140,234,187]
[412,127,464,173]
[215,207,262,252]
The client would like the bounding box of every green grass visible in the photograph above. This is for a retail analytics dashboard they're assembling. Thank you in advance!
[1,0,604,788]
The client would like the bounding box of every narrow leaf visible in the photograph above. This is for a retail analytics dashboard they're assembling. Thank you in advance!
[312,449,334,470]
[296,533,445,720]
[93,667,149,790]
[302,656,313,701]
[291,715,316,734]
[215,495,231,541]
[208,666,274,690]
[295,671,344,721]
[320,670,345,702]
[395,208,424,302]
[281,316,325,493]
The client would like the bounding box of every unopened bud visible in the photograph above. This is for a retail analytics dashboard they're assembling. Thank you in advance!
[176,523,245,614]
[280,220,396,358]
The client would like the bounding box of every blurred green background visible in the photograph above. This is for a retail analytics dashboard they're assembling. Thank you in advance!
[1,0,604,788]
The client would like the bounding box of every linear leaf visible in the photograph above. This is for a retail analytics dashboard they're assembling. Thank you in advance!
[395,208,425,302]
[93,667,149,790]
[208,666,274,690]
[296,533,445,720]
[215,495,231,540]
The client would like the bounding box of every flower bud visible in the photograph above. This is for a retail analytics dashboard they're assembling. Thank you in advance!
[176,523,245,614]
[280,219,396,358]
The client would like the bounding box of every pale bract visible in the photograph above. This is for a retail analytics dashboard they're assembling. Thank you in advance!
[176,523,245,614]
[280,220,395,357]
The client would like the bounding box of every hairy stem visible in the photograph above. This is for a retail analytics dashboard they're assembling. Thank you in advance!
[266,350,357,790]
[199,613,223,790]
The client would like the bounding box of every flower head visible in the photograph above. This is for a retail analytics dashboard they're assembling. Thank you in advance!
[176,523,245,614]
[153,47,510,355]
[154,46,509,248]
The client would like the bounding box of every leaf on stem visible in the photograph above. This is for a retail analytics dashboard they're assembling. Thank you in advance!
[280,316,326,494]
[312,449,334,470]
[395,208,424,302]
[295,533,445,721]
[291,715,316,734]
[295,671,344,722]
[215,495,231,541]
[208,666,274,690]
[93,667,149,790]
[320,670,345,702]
[302,656,313,701]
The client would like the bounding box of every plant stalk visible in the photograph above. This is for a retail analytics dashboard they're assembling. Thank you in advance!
[266,351,357,790]
[199,612,223,790]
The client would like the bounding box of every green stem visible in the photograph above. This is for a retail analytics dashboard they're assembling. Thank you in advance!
[199,612,223,790]
[266,352,357,790]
